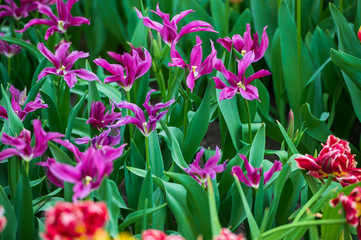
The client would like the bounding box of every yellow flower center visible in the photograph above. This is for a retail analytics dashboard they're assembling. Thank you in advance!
[237,81,246,91]
[192,66,199,78]
[85,176,93,185]
[58,20,66,32]
[143,122,148,135]
[241,50,247,56]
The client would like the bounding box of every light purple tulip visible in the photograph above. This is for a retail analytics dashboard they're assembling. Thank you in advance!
[169,35,217,92]
[17,0,89,40]
[75,129,121,150]
[47,142,125,201]
[135,3,217,45]
[0,33,22,58]
[94,47,152,92]
[231,154,282,189]
[218,24,269,62]
[0,85,48,121]
[0,119,64,162]
[184,146,227,186]
[213,51,271,101]
[37,42,99,88]
[86,101,122,130]
[112,89,174,137]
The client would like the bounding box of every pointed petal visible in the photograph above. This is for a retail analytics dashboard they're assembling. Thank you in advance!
[63,50,89,69]
[72,69,99,81]
[0,148,19,161]
[135,7,163,32]
[264,161,282,183]
[63,73,77,88]
[245,69,271,85]
[38,67,57,81]
[69,16,90,26]
[190,35,203,68]
[237,51,255,77]
[219,87,237,101]
[231,166,252,187]
[16,19,53,33]
[178,20,217,41]
[50,162,81,183]
[239,84,259,101]
[37,43,59,68]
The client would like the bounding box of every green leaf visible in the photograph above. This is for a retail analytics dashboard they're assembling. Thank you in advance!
[249,123,265,167]
[65,92,87,140]
[276,121,298,155]
[14,167,34,240]
[230,9,251,36]
[40,90,63,133]
[183,83,210,163]
[0,186,17,240]
[207,177,221,236]
[0,36,43,61]
[0,85,23,135]
[210,0,227,37]
[135,168,153,233]
[330,49,361,90]
[148,131,164,178]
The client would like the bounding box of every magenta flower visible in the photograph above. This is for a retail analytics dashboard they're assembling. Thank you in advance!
[112,89,175,137]
[86,101,122,130]
[75,129,121,150]
[218,24,269,62]
[94,47,152,92]
[0,33,22,58]
[0,0,35,20]
[37,158,64,188]
[135,3,217,45]
[37,42,99,88]
[183,146,227,186]
[0,85,48,121]
[213,51,271,101]
[231,154,282,188]
[46,144,124,201]
[0,119,63,162]
[169,35,217,92]
[17,0,90,40]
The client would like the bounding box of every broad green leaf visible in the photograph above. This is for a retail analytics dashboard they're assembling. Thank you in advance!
[135,168,153,233]
[249,123,265,167]
[207,177,221,236]
[183,83,211,163]
[148,131,164,178]
[14,167,34,240]
[276,121,298,155]
[230,9,251,36]
[0,85,23,135]
[65,92,87,140]
[210,0,227,37]
[40,90,63,133]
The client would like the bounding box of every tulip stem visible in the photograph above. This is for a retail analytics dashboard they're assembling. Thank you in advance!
[245,99,252,143]
[293,176,334,222]
[145,136,150,170]
[126,90,133,139]
[183,89,190,140]
[7,57,11,81]
[339,0,343,12]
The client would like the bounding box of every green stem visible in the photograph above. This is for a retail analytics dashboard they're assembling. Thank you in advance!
[183,89,190,141]
[293,176,334,222]
[297,0,302,86]
[145,136,150,170]
[319,0,324,18]
[57,76,62,107]
[244,99,253,143]
[126,90,133,140]
[339,0,343,12]
[152,62,167,101]
[7,57,11,81]
[25,161,29,175]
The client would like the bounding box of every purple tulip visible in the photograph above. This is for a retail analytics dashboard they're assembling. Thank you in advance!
[37,42,99,88]
[169,35,217,92]
[94,47,152,92]
[0,33,22,58]
[75,129,121,150]
[47,141,125,201]
[231,154,282,189]
[17,0,90,40]
[86,101,122,130]
[0,85,48,121]
[135,3,217,45]
[0,119,64,162]
[218,24,269,62]
[213,51,271,101]
[0,0,36,20]
[112,89,174,137]
[184,146,227,186]
[37,158,64,188]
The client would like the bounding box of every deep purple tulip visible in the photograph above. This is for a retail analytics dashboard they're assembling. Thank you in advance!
[231,154,282,189]
[47,142,125,201]
[75,129,121,150]
[112,89,174,137]
[135,3,217,45]
[0,119,64,162]
[94,47,152,92]
[17,0,90,40]
[0,85,48,121]
[218,24,269,62]
[37,158,64,188]
[86,101,122,130]
[0,33,22,58]
[0,0,36,20]
[37,42,99,88]
[184,146,227,186]
[213,51,271,101]
[169,35,217,92]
